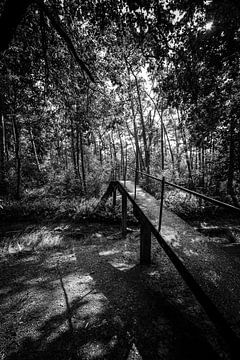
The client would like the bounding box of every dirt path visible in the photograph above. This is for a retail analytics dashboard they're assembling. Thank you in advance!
[0,222,230,359]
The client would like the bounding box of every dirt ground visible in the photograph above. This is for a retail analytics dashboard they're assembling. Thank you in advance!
[0,221,231,360]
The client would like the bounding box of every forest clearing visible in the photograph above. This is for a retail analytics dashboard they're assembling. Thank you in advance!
[1,0,240,359]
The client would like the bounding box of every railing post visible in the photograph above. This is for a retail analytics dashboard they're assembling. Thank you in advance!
[122,193,127,238]
[140,222,151,265]
[158,176,165,232]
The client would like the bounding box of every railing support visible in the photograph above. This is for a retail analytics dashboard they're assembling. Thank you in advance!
[122,193,127,238]
[140,222,151,265]
[158,176,165,232]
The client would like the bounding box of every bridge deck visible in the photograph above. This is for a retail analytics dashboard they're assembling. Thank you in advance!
[117,180,240,356]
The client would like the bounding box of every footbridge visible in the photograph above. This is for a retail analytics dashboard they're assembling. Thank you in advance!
[97,174,240,359]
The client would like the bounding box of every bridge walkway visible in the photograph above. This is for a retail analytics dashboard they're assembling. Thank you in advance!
[110,180,240,358]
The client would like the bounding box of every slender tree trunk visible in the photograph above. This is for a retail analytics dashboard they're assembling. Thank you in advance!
[143,90,165,172]
[5,116,9,164]
[97,130,103,165]
[0,113,6,195]
[125,142,128,179]
[12,115,21,199]
[163,122,174,173]
[79,126,86,193]
[2,114,6,155]
[201,143,205,188]
[99,139,103,166]
[29,127,41,172]
[130,89,141,170]
[125,58,143,174]
[117,124,124,178]
[198,146,201,176]
[177,108,194,187]
[65,144,68,170]
[190,145,193,170]
[71,117,79,179]
[76,124,82,181]
[195,146,198,171]
[108,134,115,179]
[111,132,118,176]
[238,131,240,173]
[132,71,149,173]
[92,132,98,156]
[227,117,239,206]
[55,129,61,167]
[124,120,136,154]
[171,113,181,175]
[64,115,68,170]
[160,110,164,172]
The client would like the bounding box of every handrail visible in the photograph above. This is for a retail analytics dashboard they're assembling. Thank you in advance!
[115,179,240,357]
[131,168,240,214]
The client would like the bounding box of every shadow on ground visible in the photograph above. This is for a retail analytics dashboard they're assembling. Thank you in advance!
[0,222,221,360]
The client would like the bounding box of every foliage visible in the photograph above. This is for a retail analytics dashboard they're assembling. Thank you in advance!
[0,195,99,223]
[1,0,240,208]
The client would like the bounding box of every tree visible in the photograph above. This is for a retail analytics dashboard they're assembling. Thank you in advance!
[1,0,240,203]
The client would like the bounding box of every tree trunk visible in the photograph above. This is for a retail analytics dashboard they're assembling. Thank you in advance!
[79,126,86,193]
[177,108,194,187]
[71,117,79,179]
[125,142,128,180]
[143,90,165,173]
[124,120,136,154]
[97,130,104,165]
[76,124,82,181]
[117,124,125,178]
[125,57,143,174]
[132,71,149,173]
[201,143,205,188]
[0,113,7,195]
[29,127,41,172]
[227,117,239,206]
[12,115,21,199]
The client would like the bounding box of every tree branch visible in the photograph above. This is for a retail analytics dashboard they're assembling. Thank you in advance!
[36,0,95,83]
[0,0,95,82]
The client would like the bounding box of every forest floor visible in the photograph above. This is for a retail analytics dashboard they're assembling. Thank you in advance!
[0,220,233,360]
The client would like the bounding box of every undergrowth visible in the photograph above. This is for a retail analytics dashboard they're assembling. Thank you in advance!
[0,192,137,225]
[0,196,100,223]
[140,177,237,222]
[163,188,239,222]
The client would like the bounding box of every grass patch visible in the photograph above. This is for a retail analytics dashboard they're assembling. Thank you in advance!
[0,196,99,223]
[0,225,67,257]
